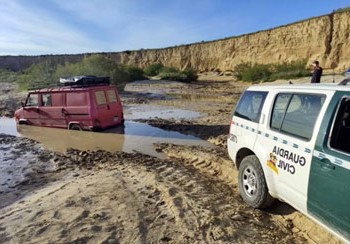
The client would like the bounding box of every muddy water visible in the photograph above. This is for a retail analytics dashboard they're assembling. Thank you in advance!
[125,104,202,120]
[0,118,211,158]
[0,117,18,136]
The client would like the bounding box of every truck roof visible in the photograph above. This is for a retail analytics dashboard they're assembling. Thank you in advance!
[247,82,350,92]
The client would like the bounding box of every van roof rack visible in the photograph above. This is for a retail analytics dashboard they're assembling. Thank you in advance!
[59,75,110,87]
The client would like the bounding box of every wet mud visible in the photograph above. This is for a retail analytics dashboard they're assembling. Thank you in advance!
[0,78,342,243]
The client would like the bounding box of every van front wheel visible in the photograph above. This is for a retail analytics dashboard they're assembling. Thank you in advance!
[238,155,274,209]
[70,124,82,131]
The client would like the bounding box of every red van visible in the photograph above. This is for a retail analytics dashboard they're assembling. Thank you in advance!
[14,76,124,130]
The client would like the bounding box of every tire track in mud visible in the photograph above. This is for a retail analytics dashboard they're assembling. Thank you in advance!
[111,151,306,243]
[0,137,306,243]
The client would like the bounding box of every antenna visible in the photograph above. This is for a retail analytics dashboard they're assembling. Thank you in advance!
[333,69,335,83]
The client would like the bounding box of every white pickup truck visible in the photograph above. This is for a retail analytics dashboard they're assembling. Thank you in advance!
[227,82,350,243]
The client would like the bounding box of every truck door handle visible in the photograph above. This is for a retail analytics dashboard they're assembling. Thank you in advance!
[320,158,336,171]
[107,105,110,110]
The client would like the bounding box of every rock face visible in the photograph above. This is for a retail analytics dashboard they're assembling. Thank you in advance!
[1,10,350,72]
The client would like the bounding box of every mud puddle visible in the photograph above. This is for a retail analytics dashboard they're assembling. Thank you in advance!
[0,118,211,158]
[125,104,202,120]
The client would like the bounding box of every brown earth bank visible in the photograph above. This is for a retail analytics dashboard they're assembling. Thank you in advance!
[1,9,350,73]
[0,75,345,243]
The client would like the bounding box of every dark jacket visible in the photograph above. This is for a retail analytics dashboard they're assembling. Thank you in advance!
[311,67,323,83]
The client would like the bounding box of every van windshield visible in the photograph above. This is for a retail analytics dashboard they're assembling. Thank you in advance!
[26,94,38,106]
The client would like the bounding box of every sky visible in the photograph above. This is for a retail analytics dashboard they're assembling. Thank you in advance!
[0,0,349,56]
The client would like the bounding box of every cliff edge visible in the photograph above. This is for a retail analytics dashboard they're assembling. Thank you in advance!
[1,9,349,72]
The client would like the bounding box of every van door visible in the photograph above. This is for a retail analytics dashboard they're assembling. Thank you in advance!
[94,90,112,128]
[23,93,40,125]
[106,88,123,124]
[39,93,67,128]
[308,93,350,240]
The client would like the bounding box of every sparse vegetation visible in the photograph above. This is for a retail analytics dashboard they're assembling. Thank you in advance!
[0,69,19,83]
[144,63,164,76]
[14,56,198,90]
[144,64,198,82]
[16,55,145,90]
[233,60,310,83]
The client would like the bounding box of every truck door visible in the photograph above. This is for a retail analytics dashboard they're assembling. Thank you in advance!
[229,90,268,159]
[308,94,350,240]
[23,93,40,125]
[264,93,325,210]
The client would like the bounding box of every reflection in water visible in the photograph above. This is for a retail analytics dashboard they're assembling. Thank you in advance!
[0,118,18,136]
[13,121,211,158]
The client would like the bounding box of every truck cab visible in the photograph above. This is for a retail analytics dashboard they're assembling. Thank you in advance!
[228,82,350,243]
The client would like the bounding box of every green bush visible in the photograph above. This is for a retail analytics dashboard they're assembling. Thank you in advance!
[182,68,198,81]
[16,54,146,90]
[144,63,163,76]
[158,66,198,82]
[233,60,309,83]
[158,72,188,82]
[0,69,19,83]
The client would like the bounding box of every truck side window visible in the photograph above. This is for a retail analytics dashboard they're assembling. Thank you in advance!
[26,94,38,107]
[271,93,325,140]
[330,98,350,154]
[234,91,267,123]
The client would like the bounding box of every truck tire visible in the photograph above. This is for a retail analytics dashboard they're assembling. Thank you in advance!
[70,124,82,131]
[238,155,274,209]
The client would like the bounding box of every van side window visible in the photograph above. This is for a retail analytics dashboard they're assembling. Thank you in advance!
[42,94,52,106]
[330,98,350,154]
[107,90,118,103]
[271,93,325,140]
[67,92,87,106]
[51,93,65,107]
[95,91,107,105]
[26,94,38,106]
[234,91,267,123]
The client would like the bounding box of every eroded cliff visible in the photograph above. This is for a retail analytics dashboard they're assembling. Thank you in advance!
[1,9,349,72]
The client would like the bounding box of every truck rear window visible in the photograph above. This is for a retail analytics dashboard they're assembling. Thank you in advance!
[234,91,267,123]
[271,93,325,140]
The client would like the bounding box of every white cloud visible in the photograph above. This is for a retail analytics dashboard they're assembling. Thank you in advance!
[0,0,216,55]
[0,1,104,55]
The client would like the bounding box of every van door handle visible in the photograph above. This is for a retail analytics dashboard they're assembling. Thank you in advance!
[320,158,336,171]
[107,105,110,110]
[61,108,68,116]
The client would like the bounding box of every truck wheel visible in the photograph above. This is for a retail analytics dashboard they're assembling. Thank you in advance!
[238,155,274,209]
[70,124,82,131]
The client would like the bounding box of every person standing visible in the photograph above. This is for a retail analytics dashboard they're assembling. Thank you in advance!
[311,60,323,83]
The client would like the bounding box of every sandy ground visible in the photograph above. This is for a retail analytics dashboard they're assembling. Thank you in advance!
[0,75,345,243]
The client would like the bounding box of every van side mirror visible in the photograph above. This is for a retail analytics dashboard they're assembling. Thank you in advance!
[21,101,25,107]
